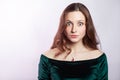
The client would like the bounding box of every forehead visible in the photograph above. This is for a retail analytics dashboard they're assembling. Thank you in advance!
[65,11,86,21]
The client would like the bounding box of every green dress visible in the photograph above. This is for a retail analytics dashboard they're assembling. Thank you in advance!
[38,53,108,80]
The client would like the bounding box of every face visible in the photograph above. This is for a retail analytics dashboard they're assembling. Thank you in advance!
[64,11,86,43]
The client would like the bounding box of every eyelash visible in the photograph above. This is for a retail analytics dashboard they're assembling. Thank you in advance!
[66,22,73,26]
[78,22,84,26]
[66,22,84,27]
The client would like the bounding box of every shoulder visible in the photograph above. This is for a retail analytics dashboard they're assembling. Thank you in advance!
[90,49,104,58]
[43,48,60,59]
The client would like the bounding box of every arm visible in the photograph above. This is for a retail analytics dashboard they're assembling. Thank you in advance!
[38,55,50,80]
[98,54,108,80]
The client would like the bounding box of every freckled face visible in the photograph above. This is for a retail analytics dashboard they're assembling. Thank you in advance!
[65,11,86,43]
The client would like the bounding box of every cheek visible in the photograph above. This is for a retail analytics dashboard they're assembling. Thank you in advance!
[65,27,71,35]
[79,26,86,35]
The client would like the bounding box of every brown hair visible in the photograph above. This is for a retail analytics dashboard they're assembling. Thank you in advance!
[51,3,100,52]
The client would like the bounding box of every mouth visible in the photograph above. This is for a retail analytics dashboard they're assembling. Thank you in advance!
[70,35,79,38]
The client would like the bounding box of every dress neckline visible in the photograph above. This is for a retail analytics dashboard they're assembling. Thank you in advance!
[41,53,105,63]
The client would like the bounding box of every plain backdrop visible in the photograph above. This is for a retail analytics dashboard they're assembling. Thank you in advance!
[0,0,120,80]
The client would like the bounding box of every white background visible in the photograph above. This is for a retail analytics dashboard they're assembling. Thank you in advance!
[0,0,120,80]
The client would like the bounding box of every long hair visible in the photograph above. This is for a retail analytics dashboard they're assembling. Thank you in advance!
[51,3,100,52]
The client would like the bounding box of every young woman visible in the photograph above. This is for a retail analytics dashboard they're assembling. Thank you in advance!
[38,2,108,80]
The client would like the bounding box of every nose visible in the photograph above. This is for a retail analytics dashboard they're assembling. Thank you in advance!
[71,25,77,33]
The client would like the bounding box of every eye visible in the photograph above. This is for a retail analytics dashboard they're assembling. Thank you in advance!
[66,21,73,27]
[78,22,84,26]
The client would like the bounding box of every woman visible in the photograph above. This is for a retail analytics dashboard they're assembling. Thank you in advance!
[38,2,108,80]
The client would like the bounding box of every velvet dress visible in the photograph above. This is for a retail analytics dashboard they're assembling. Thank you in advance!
[38,53,108,80]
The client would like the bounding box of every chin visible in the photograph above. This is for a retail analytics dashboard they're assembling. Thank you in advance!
[69,39,80,43]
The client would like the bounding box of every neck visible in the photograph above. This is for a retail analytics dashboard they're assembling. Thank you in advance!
[68,41,89,54]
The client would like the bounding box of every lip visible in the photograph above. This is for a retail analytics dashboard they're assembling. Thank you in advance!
[70,35,79,38]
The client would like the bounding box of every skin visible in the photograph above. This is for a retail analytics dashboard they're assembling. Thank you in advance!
[65,11,86,43]
[44,11,103,61]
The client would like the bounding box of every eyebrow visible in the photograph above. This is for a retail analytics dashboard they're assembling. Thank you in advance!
[65,20,85,22]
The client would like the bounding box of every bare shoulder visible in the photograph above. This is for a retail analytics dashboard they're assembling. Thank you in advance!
[43,48,60,59]
[90,50,104,58]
